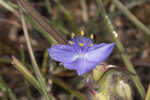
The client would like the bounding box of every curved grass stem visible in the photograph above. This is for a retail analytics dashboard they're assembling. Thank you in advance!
[20,12,51,100]
[54,0,80,34]
[17,0,66,44]
[112,0,150,42]
[95,0,146,98]
[145,84,150,100]
[0,76,18,100]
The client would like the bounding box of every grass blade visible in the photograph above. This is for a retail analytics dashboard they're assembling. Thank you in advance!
[17,0,66,44]
[12,56,42,92]
[95,0,146,98]
[0,76,18,100]
[112,0,150,39]
[20,12,51,100]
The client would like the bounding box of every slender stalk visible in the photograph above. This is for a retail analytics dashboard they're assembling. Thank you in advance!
[0,0,19,17]
[0,76,18,100]
[41,50,49,77]
[49,19,70,35]
[24,80,32,100]
[44,0,69,35]
[145,84,150,100]
[87,0,147,35]
[55,0,80,33]
[81,0,89,22]
[17,0,66,44]
[112,0,150,39]
[95,0,145,98]
[20,12,50,100]
[20,45,32,100]
[12,56,42,92]
[0,0,15,12]
[52,76,87,100]
[12,56,86,100]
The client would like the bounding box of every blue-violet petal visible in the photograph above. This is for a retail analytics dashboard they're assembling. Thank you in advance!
[48,44,78,63]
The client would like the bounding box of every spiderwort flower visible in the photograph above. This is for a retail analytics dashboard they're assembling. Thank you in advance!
[48,31,115,76]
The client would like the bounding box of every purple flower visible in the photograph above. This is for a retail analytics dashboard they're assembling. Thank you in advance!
[48,36,115,76]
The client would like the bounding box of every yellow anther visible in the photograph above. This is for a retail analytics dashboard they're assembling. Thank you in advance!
[71,32,75,38]
[81,30,85,36]
[90,34,94,40]
[68,41,74,45]
[79,43,84,46]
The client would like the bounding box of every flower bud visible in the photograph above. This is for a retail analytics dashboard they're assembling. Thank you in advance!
[93,64,104,81]
[116,80,132,100]
[94,92,109,100]
[95,70,132,100]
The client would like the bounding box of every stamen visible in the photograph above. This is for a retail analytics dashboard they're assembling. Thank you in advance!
[79,42,84,46]
[68,41,74,45]
[90,34,94,40]
[81,30,85,36]
[71,32,75,38]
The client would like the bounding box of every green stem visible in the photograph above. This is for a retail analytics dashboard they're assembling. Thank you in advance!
[96,0,145,98]
[12,56,42,92]
[41,50,49,77]
[87,0,147,35]
[0,0,19,17]
[17,0,66,44]
[20,12,50,100]
[0,76,18,100]
[55,0,80,33]
[81,0,89,22]
[52,76,87,100]
[145,84,150,100]
[20,45,32,100]
[112,0,150,40]
[24,80,32,100]
[44,0,69,35]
